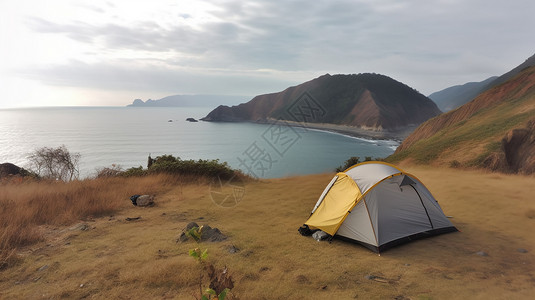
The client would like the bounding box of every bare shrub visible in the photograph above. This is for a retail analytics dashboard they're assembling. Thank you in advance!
[95,164,124,178]
[27,145,81,181]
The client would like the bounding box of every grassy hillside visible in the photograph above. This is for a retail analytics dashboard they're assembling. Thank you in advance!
[203,73,441,130]
[1,167,534,299]
[388,66,535,170]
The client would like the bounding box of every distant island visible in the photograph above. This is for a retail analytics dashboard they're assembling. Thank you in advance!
[127,94,250,107]
[201,73,441,140]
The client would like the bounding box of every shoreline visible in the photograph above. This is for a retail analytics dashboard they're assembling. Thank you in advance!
[257,119,416,142]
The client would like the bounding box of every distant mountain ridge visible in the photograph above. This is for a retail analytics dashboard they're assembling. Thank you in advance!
[127,95,249,107]
[202,73,441,131]
[429,53,535,112]
[428,76,498,112]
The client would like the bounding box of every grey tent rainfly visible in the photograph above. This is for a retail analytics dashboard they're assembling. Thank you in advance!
[301,161,457,253]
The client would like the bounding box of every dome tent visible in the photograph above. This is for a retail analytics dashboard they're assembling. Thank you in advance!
[304,161,457,253]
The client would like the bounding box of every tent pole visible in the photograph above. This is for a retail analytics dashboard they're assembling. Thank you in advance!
[410,185,434,229]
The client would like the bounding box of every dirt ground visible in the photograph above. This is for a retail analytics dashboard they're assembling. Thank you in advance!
[1,166,534,299]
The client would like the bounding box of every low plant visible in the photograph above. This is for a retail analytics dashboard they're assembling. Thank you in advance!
[95,164,124,178]
[186,227,235,300]
[149,155,238,180]
[449,160,462,168]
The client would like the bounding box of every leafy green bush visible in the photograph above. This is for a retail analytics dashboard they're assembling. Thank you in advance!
[148,155,237,180]
[121,166,147,177]
[335,156,360,172]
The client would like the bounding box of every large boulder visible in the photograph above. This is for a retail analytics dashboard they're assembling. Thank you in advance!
[130,195,155,207]
[483,119,535,174]
[0,163,22,178]
[502,120,535,174]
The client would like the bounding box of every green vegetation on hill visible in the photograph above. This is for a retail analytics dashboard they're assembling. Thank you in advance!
[387,66,535,171]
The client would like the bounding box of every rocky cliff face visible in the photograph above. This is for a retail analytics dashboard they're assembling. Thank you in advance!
[483,120,535,174]
[202,73,441,131]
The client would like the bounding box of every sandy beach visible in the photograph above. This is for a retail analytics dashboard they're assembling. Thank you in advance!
[260,118,418,142]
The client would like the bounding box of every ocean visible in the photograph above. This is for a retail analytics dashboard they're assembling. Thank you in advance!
[0,107,398,179]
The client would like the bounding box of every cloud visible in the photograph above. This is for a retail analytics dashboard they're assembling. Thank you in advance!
[19,59,301,97]
[13,0,535,99]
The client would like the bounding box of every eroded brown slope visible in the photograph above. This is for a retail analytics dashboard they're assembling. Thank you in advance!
[392,66,535,174]
[396,67,535,153]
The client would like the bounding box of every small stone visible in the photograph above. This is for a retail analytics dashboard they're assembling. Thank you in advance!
[259,266,270,272]
[38,265,49,271]
[80,284,84,288]
[365,275,376,280]
[136,195,154,207]
[476,251,488,256]
[228,245,240,254]
[69,223,90,231]
[176,232,188,243]
[517,248,528,253]
[296,275,310,284]
[185,222,199,230]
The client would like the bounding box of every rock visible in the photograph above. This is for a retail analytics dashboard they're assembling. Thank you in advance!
[38,265,49,272]
[201,225,227,242]
[178,222,227,242]
[176,232,189,243]
[69,223,90,231]
[0,162,21,177]
[125,216,141,221]
[228,245,240,254]
[186,117,198,122]
[259,266,270,272]
[185,222,199,230]
[517,248,528,253]
[365,275,376,280]
[137,195,154,206]
[502,120,535,174]
[296,275,310,284]
[486,119,535,174]
[312,230,330,241]
[130,195,154,207]
[476,251,489,256]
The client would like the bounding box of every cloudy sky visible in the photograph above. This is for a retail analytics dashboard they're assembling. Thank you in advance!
[1,0,534,108]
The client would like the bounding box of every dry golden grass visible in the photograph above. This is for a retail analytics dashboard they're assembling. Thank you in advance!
[0,174,208,269]
[1,167,534,299]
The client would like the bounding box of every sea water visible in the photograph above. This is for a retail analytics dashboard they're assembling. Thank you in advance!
[0,107,398,178]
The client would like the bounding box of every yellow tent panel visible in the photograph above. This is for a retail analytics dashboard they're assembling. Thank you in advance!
[305,173,362,235]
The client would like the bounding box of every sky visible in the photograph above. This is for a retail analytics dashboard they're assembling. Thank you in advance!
[1,0,534,108]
